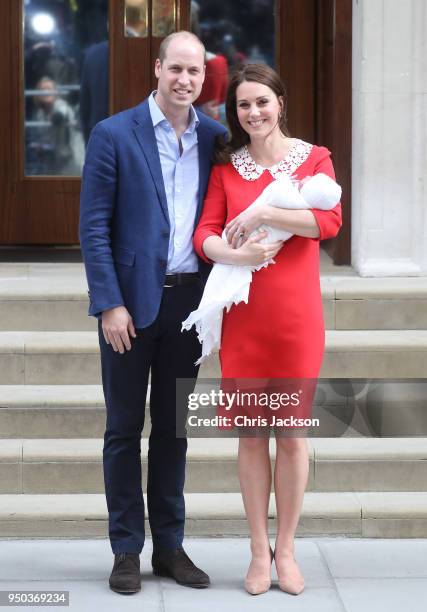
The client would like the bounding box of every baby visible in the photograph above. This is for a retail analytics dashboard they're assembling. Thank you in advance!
[182,172,342,364]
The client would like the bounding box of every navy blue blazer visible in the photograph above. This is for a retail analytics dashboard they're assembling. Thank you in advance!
[79,99,226,329]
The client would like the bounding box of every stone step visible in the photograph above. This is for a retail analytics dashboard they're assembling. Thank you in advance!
[332,277,427,330]
[1,274,427,331]
[0,276,95,332]
[0,385,105,438]
[200,330,427,379]
[0,383,373,439]
[0,275,333,331]
[0,438,254,495]
[1,330,427,384]
[1,438,426,494]
[3,382,425,439]
[1,491,426,538]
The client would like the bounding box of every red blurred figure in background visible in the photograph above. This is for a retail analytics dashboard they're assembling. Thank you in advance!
[196,51,228,121]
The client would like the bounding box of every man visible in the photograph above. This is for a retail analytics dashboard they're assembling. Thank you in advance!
[79,31,226,594]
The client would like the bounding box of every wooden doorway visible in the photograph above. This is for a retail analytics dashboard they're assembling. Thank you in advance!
[0,0,351,264]
[279,0,352,264]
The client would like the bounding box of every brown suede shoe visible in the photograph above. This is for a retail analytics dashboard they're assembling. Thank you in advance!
[109,553,141,594]
[152,548,210,588]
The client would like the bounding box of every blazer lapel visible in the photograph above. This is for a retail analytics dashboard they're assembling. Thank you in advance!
[132,101,170,224]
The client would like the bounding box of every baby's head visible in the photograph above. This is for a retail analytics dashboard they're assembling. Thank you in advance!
[300,174,342,209]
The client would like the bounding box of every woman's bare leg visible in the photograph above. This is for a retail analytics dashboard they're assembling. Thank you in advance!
[238,435,272,594]
[273,435,309,594]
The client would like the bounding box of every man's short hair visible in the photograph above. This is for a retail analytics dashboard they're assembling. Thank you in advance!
[158,31,205,64]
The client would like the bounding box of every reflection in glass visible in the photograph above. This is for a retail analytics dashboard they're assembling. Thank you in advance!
[124,0,148,38]
[24,0,109,176]
[152,0,176,38]
[191,0,275,124]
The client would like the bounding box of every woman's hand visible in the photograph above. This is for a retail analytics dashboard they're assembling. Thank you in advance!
[225,205,270,248]
[234,231,283,266]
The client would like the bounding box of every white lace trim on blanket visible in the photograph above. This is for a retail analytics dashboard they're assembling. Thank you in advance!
[230,139,313,181]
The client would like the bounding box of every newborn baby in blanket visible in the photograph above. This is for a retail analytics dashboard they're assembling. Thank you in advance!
[182,172,342,364]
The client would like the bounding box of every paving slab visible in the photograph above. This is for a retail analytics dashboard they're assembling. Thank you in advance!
[319,539,427,577]
[335,578,427,612]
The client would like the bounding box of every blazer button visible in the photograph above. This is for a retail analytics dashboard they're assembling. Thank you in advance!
[162,230,169,238]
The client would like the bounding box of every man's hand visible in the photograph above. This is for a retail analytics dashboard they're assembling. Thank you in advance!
[101,306,137,354]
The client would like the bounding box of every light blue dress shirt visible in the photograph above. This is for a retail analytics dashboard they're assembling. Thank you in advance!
[148,92,200,273]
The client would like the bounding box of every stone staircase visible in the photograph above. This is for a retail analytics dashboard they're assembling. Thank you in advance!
[1,262,427,538]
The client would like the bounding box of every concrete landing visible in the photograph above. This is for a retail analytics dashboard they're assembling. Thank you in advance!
[1,538,427,612]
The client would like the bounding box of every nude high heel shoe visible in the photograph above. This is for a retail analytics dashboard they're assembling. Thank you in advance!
[274,550,305,595]
[244,547,273,595]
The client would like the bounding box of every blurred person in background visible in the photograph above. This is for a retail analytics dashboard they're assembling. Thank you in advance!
[27,76,82,174]
[80,40,109,145]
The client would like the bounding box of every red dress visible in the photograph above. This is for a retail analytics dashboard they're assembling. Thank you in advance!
[193,140,342,381]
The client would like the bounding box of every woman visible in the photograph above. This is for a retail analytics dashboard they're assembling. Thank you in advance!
[193,64,342,595]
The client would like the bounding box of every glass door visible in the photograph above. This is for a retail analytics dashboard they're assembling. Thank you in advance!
[0,0,178,243]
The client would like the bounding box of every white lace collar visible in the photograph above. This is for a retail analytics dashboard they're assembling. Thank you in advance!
[230,139,313,181]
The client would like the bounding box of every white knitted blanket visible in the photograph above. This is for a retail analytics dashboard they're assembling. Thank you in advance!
[182,172,341,364]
